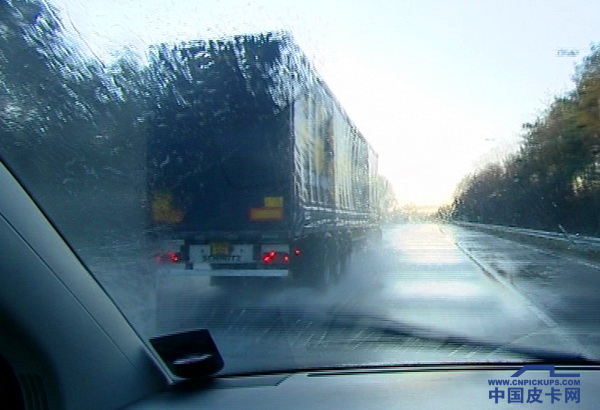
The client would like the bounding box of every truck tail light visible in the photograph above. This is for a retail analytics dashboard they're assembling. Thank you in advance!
[262,251,276,264]
[155,251,180,264]
[262,251,291,264]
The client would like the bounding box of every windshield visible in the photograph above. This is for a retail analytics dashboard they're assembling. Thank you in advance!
[2,0,600,375]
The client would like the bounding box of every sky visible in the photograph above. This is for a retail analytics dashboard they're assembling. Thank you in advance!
[52,0,600,207]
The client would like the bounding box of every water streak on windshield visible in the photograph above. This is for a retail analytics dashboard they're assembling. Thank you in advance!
[2,0,600,374]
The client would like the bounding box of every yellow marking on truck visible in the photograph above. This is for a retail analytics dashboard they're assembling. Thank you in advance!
[151,191,184,224]
[210,242,230,255]
[264,196,283,207]
[250,207,284,221]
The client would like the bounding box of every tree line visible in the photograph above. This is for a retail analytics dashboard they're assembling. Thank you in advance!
[449,45,600,236]
[0,0,153,244]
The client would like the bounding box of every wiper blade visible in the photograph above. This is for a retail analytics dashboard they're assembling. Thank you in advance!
[325,313,597,364]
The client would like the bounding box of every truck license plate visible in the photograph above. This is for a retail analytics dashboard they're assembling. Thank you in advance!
[189,244,253,264]
[210,242,230,255]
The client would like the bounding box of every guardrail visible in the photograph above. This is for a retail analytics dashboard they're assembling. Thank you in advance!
[453,221,600,262]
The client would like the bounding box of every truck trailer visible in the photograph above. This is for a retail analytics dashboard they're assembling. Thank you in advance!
[147,32,380,286]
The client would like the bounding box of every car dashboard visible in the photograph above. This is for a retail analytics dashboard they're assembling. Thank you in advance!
[126,366,598,409]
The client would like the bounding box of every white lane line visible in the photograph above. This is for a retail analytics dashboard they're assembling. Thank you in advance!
[454,223,600,271]
[505,239,600,271]
[454,240,556,328]
[453,235,591,357]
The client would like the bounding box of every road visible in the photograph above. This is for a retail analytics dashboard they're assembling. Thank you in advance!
[98,223,600,374]
[453,225,600,358]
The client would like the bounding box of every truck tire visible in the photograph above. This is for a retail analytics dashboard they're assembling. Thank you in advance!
[315,238,342,288]
[293,239,326,288]
[293,236,343,289]
[303,251,327,288]
[321,255,338,287]
[338,250,350,279]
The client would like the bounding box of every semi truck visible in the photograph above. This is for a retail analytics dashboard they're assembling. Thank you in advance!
[147,32,380,286]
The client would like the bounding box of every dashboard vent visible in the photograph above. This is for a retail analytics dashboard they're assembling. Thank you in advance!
[18,374,48,410]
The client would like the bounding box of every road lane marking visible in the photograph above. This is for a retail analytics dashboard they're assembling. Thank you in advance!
[452,229,591,357]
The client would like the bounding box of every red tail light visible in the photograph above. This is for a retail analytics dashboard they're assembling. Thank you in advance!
[167,251,180,263]
[262,250,292,264]
[262,251,276,264]
[155,251,180,264]
[293,249,301,256]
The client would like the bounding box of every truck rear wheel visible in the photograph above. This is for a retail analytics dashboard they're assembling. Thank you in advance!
[320,256,337,287]
[314,239,342,288]
[292,236,346,289]
[338,250,350,279]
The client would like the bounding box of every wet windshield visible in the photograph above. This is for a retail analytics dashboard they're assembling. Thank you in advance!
[1,0,600,375]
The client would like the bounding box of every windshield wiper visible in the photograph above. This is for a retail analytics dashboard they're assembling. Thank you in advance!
[325,312,596,364]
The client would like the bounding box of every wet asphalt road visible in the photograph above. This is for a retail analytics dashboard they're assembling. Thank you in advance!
[452,225,600,358]
[128,223,600,373]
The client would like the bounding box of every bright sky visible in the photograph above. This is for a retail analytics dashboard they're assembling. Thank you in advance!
[53,0,600,207]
